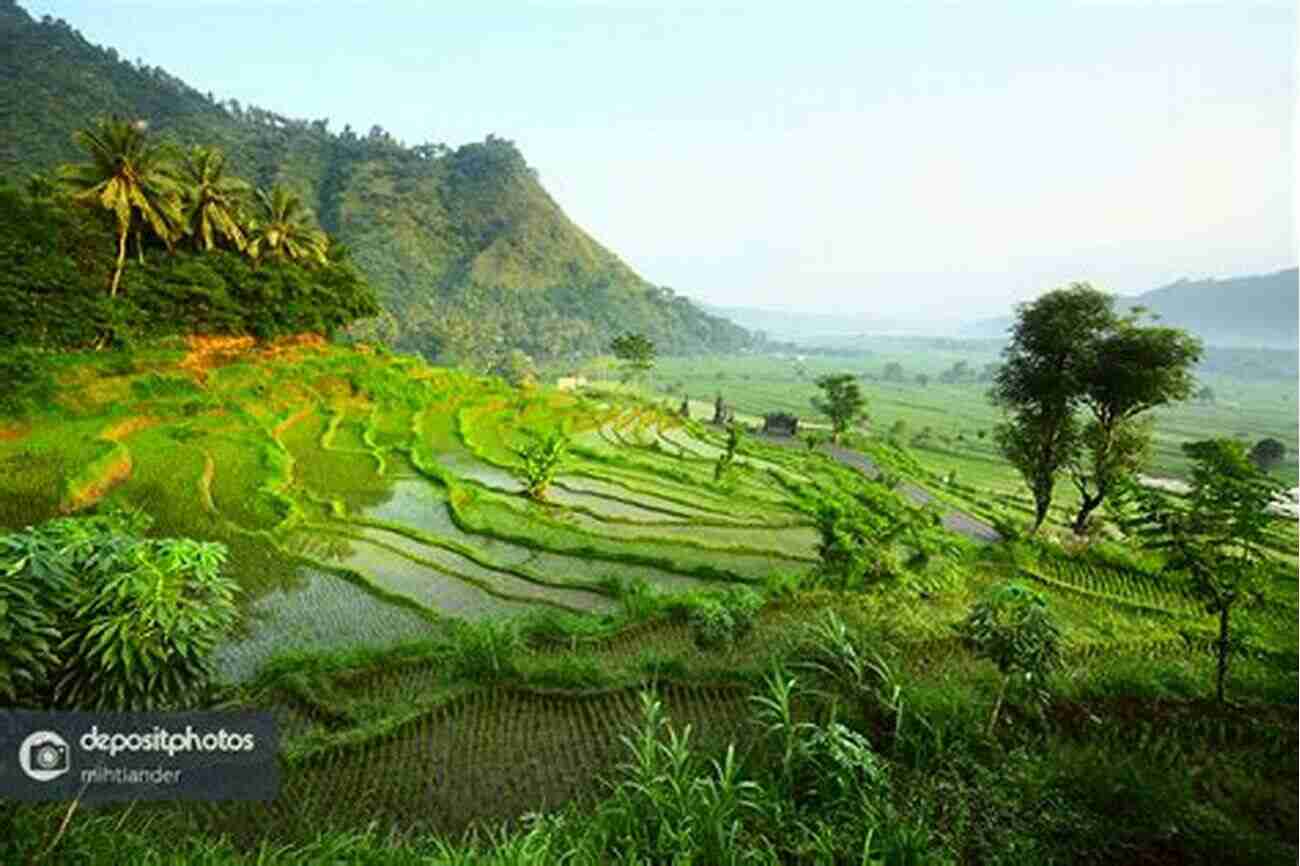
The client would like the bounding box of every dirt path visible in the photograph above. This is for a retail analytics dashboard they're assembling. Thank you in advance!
[758,434,1002,543]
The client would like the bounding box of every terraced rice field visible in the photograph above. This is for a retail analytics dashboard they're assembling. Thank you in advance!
[187,680,760,845]
[5,339,1297,854]
[0,343,910,685]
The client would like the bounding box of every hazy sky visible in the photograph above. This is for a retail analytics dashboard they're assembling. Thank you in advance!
[19,1,1297,320]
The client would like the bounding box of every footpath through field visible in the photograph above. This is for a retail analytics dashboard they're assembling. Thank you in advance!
[758,433,1002,543]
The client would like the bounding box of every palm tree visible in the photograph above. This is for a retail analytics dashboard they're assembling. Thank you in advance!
[245,185,329,266]
[179,145,250,252]
[57,117,183,297]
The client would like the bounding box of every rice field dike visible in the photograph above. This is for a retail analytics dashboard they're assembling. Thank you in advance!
[3,334,1297,865]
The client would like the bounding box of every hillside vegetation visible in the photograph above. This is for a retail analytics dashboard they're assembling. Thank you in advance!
[0,1,754,362]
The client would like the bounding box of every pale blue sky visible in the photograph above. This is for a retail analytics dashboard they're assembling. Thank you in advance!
[19,1,1297,320]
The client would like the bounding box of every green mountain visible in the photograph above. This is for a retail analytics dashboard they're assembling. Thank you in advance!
[0,1,753,360]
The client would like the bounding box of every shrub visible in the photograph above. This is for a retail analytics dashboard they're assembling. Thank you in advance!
[953,582,1062,735]
[689,600,735,650]
[0,346,57,417]
[721,586,763,637]
[0,508,238,710]
[515,430,569,500]
[687,587,764,649]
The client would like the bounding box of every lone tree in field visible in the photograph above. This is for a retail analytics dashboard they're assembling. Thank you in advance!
[811,374,866,444]
[991,284,1114,533]
[1069,316,1201,532]
[1118,439,1283,702]
[991,284,1199,534]
[609,333,657,383]
[1248,437,1286,472]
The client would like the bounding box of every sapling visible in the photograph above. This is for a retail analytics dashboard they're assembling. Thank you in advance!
[713,423,741,484]
[515,430,569,500]
[954,582,1061,735]
[1115,438,1283,702]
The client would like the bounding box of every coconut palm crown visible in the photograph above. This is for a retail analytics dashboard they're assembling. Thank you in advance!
[179,145,250,252]
[246,185,329,266]
[57,117,184,297]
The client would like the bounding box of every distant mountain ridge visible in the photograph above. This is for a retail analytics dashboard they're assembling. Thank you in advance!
[0,1,753,358]
[962,268,1299,349]
[698,304,922,340]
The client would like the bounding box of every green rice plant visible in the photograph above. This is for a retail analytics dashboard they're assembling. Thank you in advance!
[608,575,662,621]
[761,570,807,600]
[595,689,770,862]
[635,649,689,680]
[720,586,763,637]
[452,619,522,682]
[525,654,610,690]
[517,607,610,648]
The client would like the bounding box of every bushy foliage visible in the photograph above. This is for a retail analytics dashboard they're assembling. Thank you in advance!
[515,430,570,500]
[0,345,59,417]
[598,692,765,863]
[1116,438,1285,701]
[0,184,379,350]
[0,508,239,709]
[686,586,764,649]
[954,582,1061,732]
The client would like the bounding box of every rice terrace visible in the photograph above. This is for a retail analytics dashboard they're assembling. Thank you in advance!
[1,2,1297,865]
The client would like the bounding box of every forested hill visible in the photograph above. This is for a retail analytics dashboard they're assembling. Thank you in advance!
[964,268,1299,350]
[0,1,754,361]
[1125,268,1298,350]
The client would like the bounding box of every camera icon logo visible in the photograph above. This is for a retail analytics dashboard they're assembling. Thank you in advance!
[19,731,71,782]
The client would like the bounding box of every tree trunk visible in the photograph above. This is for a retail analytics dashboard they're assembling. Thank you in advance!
[987,676,1008,737]
[1216,606,1230,703]
[109,227,127,298]
[1030,484,1052,534]
[135,229,145,265]
[1071,492,1104,534]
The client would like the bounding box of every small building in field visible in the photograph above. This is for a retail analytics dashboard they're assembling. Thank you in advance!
[763,412,799,437]
[556,375,589,392]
